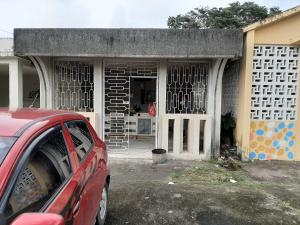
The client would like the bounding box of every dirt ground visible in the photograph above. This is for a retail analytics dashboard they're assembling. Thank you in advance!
[105,159,300,225]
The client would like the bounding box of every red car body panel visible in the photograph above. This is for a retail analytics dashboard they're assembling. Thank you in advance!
[0,108,109,225]
[11,213,65,225]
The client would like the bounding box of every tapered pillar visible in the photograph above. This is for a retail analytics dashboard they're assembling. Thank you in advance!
[9,60,23,109]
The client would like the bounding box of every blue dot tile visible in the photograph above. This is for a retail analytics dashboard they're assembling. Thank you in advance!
[273,140,279,147]
[289,140,295,147]
[278,122,285,129]
[288,123,294,129]
[288,152,294,160]
[256,129,264,136]
[249,152,256,160]
[258,153,266,160]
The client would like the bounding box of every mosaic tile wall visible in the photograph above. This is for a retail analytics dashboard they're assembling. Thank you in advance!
[249,121,296,160]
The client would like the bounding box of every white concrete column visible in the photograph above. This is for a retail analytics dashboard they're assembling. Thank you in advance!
[45,57,53,109]
[157,60,167,148]
[214,59,228,156]
[204,116,212,159]
[94,59,104,138]
[173,117,183,154]
[190,118,200,156]
[209,58,228,157]
[29,56,50,109]
[9,60,23,109]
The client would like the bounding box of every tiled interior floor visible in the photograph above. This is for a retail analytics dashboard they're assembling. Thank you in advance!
[108,136,155,159]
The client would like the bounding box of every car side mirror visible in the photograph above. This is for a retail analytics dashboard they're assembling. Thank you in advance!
[11,213,65,225]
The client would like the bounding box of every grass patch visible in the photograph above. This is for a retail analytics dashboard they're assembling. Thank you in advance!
[171,165,252,185]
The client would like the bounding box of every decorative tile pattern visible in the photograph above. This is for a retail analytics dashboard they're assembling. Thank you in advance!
[166,63,209,114]
[249,121,296,160]
[251,45,300,120]
[104,61,158,151]
[54,61,94,112]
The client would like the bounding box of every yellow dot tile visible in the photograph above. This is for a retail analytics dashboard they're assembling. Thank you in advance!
[258,145,265,152]
[265,140,272,146]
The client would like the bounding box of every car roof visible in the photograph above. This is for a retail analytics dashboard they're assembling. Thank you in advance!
[0,108,78,137]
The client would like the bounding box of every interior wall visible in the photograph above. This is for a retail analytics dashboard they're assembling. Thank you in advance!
[0,64,9,107]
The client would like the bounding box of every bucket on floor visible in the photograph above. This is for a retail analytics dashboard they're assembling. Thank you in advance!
[152,149,167,164]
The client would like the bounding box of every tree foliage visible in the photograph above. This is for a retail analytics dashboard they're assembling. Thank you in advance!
[167,1,281,29]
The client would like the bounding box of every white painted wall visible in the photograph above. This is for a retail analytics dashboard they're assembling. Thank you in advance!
[0,38,13,56]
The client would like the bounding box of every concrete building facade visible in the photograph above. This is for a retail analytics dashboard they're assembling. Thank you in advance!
[12,28,243,160]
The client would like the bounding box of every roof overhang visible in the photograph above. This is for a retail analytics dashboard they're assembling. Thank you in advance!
[14,28,243,58]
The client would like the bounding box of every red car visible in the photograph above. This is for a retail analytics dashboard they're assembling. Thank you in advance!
[0,109,110,225]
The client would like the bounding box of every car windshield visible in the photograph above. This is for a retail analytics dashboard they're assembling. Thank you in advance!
[0,137,17,165]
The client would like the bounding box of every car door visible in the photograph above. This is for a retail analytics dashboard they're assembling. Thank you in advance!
[64,120,104,225]
[0,125,75,225]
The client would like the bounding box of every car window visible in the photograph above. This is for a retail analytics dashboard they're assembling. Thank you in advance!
[65,120,94,162]
[0,137,17,165]
[4,126,71,222]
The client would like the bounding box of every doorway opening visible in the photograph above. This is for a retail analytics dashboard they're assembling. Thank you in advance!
[129,77,157,152]
[104,61,158,153]
[0,64,9,107]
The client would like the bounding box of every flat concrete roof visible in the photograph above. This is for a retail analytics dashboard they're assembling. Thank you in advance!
[14,28,243,58]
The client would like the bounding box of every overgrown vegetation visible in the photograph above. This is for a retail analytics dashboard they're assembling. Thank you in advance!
[171,163,250,185]
[221,112,236,146]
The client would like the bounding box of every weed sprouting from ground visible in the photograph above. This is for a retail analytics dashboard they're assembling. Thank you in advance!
[171,164,251,185]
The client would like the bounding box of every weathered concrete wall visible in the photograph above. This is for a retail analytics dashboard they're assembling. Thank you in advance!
[14,29,243,58]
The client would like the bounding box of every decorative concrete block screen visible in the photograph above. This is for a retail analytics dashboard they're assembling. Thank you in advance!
[248,45,300,161]
[54,61,94,112]
[166,62,209,114]
[251,45,300,120]
[104,61,157,151]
